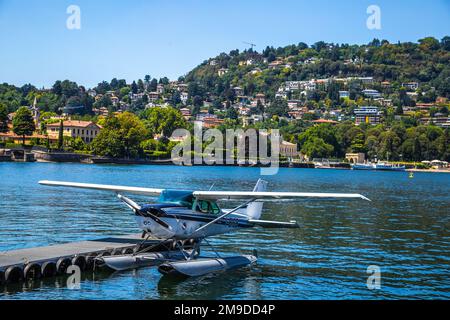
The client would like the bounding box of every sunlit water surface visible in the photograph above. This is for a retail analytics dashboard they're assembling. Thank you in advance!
[0,163,449,300]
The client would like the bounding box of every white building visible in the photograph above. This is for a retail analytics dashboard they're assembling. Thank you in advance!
[156,84,164,94]
[354,106,381,125]
[402,82,419,91]
[285,81,300,91]
[362,89,382,99]
[181,92,189,105]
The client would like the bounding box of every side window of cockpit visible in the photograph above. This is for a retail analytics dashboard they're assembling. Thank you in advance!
[194,200,221,215]
[201,200,210,212]
[196,200,210,213]
[210,202,221,215]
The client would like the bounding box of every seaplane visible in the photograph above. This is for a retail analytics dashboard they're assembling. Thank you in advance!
[38,179,370,277]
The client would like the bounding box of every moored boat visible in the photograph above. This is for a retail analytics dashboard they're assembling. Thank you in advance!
[351,162,406,171]
[351,163,375,170]
[375,162,406,171]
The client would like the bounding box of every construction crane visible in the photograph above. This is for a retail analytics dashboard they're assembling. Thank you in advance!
[243,41,256,50]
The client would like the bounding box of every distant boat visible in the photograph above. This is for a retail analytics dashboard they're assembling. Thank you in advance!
[375,162,406,171]
[352,162,406,171]
[352,163,375,170]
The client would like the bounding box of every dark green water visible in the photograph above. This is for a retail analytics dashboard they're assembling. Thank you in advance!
[0,162,449,299]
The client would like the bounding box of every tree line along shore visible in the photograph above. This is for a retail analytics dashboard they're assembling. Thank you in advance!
[1,37,449,166]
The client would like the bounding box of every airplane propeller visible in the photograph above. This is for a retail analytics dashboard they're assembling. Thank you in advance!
[117,194,141,211]
[117,194,172,231]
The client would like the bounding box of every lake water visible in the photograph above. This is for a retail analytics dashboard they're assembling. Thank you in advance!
[0,162,449,300]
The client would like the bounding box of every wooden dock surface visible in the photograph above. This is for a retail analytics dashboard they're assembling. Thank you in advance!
[0,234,158,271]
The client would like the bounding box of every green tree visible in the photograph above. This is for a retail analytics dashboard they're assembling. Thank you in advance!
[141,107,188,137]
[266,98,289,117]
[225,107,238,120]
[12,107,35,146]
[418,37,440,51]
[57,120,64,150]
[95,95,112,108]
[378,130,401,160]
[66,136,86,152]
[137,79,145,92]
[119,87,131,99]
[301,137,334,159]
[350,132,366,153]
[0,102,8,133]
[298,124,339,157]
[91,112,148,158]
[131,81,138,94]
[435,129,450,161]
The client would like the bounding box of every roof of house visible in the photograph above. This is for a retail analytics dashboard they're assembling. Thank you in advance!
[312,119,338,124]
[281,141,297,146]
[47,120,101,128]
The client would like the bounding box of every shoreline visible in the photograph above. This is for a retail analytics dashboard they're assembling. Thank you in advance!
[407,168,450,174]
[10,159,446,174]
[2,149,449,173]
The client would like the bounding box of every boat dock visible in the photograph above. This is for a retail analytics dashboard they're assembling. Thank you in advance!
[0,233,166,284]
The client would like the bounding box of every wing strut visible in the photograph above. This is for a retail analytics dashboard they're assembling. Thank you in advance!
[190,198,256,237]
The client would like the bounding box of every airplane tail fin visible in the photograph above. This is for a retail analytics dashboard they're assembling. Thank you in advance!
[246,179,268,220]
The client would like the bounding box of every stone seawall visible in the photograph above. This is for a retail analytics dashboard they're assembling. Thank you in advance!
[0,155,12,162]
[32,151,92,163]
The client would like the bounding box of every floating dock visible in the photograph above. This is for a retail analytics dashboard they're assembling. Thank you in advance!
[0,233,170,284]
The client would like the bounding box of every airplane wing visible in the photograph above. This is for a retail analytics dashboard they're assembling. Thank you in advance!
[39,180,371,201]
[193,191,371,201]
[38,180,164,197]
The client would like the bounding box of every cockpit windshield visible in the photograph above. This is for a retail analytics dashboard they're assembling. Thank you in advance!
[158,190,221,215]
[195,199,221,215]
[158,190,194,207]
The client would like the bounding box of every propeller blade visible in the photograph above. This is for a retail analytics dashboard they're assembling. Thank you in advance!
[117,194,141,211]
[117,194,171,230]
[144,211,172,230]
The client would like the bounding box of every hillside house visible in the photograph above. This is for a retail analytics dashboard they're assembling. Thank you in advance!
[47,120,102,143]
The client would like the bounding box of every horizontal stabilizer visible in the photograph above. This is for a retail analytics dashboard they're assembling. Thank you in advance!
[248,219,300,228]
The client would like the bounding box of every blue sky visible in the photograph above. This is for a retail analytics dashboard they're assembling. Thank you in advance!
[0,0,449,88]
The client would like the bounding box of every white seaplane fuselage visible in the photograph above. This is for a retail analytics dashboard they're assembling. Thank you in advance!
[135,204,252,240]
[37,179,370,244]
